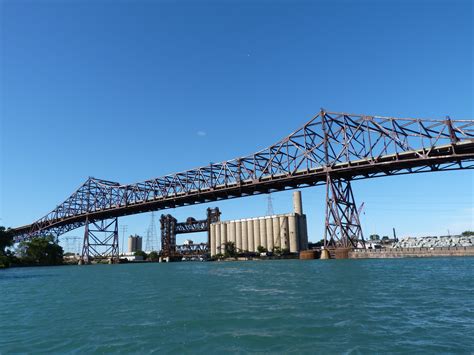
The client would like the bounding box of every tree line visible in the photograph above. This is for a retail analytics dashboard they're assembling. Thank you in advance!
[0,227,64,268]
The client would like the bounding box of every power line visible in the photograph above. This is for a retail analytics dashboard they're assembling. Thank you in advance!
[266,193,274,216]
[145,212,159,252]
[64,236,80,254]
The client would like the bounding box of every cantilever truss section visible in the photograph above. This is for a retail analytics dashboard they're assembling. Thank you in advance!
[12,110,474,243]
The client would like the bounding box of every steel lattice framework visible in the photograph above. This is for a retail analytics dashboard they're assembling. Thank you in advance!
[160,208,220,257]
[176,243,209,257]
[12,110,474,249]
[80,218,119,264]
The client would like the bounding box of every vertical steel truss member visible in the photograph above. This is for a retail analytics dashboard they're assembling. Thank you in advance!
[81,217,119,263]
[324,175,364,249]
[160,214,177,257]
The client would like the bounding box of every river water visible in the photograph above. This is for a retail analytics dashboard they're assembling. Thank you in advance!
[1,258,473,353]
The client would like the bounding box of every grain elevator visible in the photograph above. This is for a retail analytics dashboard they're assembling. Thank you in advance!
[210,191,308,255]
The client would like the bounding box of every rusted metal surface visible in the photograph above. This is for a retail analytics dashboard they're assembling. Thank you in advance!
[299,250,317,260]
[160,207,220,257]
[160,214,177,257]
[11,110,474,250]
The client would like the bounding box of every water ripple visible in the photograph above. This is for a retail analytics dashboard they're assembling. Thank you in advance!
[0,258,473,353]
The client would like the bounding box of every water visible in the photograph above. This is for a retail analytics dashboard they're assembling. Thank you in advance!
[1,258,473,353]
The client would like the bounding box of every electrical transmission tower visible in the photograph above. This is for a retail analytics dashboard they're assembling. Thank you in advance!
[65,236,80,255]
[266,193,274,216]
[145,212,159,252]
[120,225,128,255]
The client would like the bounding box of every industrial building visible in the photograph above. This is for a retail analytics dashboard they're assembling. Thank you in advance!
[210,191,308,256]
[128,235,143,253]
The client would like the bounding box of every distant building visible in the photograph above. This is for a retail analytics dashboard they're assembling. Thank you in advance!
[365,241,382,250]
[128,235,143,253]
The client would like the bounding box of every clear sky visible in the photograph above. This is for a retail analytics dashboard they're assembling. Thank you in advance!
[1,0,473,252]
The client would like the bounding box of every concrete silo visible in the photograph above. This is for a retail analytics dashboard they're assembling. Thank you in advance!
[210,224,216,256]
[272,217,281,249]
[235,221,242,252]
[279,216,289,250]
[220,223,227,251]
[241,220,248,252]
[266,217,274,251]
[253,219,260,252]
[247,219,254,252]
[288,215,299,253]
[208,190,308,256]
[259,218,267,250]
[215,222,221,254]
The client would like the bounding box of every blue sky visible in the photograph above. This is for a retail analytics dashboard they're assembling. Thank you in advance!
[1,0,472,251]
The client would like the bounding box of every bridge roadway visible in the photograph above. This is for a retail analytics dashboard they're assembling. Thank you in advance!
[12,141,474,240]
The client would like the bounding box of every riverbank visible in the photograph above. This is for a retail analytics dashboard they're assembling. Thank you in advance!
[349,246,474,259]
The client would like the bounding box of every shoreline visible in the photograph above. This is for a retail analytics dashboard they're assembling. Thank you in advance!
[349,246,474,259]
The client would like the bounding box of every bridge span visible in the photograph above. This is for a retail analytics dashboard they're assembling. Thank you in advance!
[11,109,474,261]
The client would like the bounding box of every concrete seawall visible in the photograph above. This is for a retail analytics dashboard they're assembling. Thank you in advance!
[349,247,474,259]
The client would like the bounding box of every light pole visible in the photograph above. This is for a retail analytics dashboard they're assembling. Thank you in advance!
[120,225,128,255]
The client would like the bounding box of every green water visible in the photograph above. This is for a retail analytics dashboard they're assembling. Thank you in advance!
[1,258,473,353]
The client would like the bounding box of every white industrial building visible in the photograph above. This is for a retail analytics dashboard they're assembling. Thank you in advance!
[210,191,308,256]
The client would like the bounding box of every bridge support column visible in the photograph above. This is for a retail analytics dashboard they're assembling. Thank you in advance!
[80,217,119,264]
[324,175,365,251]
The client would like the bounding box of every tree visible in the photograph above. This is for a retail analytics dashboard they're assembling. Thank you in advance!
[213,253,224,260]
[313,239,325,247]
[0,226,13,256]
[257,245,267,254]
[223,241,237,258]
[0,255,11,269]
[462,231,474,236]
[19,235,64,266]
[148,251,159,261]
[0,230,17,267]
[369,234,380,241]
[273,246,282,256]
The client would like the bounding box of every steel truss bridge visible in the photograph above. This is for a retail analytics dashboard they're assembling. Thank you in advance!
[11,109,474,262]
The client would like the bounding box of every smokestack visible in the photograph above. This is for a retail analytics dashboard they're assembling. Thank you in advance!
[293,191,303,215]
